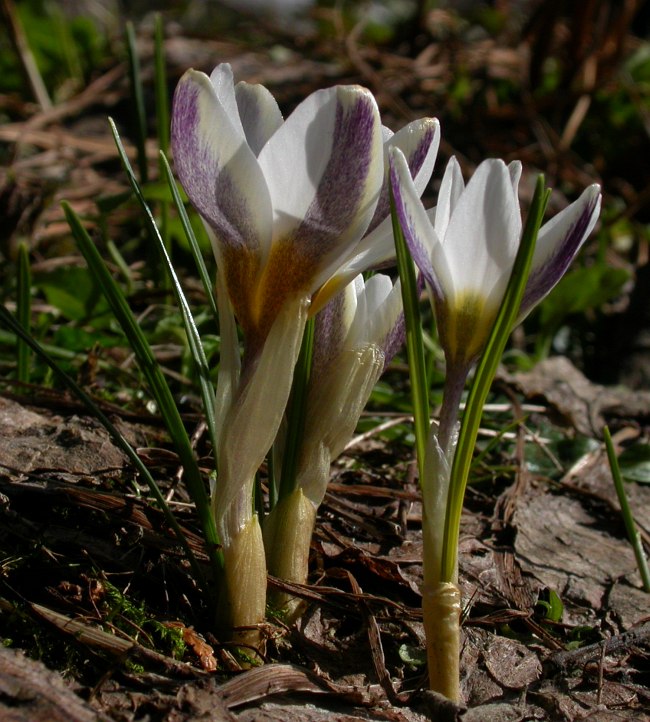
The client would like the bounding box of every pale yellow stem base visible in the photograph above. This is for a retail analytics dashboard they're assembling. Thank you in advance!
[422,581,462,703]
[219,514,267,654]
[263,488,317,622]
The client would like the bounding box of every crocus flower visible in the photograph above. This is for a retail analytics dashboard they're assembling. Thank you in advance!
[263,273,405,617]
[389,148,601,700]
[171,63,439,639]
[173,63,440,353]
[390,149,601,451]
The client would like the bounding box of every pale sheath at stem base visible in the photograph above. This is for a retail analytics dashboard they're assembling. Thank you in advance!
[218,514,267,654]
[422,581,462,703]
[263,487,317,620]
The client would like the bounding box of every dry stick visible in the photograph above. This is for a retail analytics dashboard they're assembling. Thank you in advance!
[544,621,650,676]
[343,567,410,706]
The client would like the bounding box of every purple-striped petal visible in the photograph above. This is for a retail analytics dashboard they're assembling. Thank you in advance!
[258,85,383,286]
[171,69,272,256]
[366,118,440,235]
[521,184,601,316]
[389,147,441,298]
[312,279,358,377]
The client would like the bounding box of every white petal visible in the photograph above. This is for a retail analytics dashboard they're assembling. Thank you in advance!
[209,64,245,140]
[522,184,601,314]
[442,158,522,307]
[508,160,522,193]
[235,81,284,156]
[258,84,383,283]
[389,147,441,298]
[434,156,464,241]
[171,69,272,255]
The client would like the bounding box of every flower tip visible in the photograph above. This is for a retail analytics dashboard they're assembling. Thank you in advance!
[388,144,408,168]
[335,83,377,107]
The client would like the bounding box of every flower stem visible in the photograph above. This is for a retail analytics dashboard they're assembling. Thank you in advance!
[437,361,470,457]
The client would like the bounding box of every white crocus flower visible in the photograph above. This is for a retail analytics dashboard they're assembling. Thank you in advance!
[263,273,404,617]
[390,148,601,452]
[172,63,439,639]
[389,147,601,700]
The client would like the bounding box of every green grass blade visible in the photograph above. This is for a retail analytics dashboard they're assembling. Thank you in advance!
[160,151,220,328]
[440,175,550,582]
[109,121,220,472]
[277,316,315,503]
[62,201,223,577]
[391,184,430,481]
[0,303,206,588]
[125,21,148,184]
[154,13,171,261]
[16,242,31,384]
[154,14,170,157]
[604,426,650,592]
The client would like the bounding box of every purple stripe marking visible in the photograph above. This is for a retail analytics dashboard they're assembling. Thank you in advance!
[521,195,600,315]
[312,289,347,377]
[288,95,376,261]
[171,79,260,253]
[389,159,441,301]
[366,125,436,236]
[381,308,406,369]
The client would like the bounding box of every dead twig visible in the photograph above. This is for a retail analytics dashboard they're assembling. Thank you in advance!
[543,621,650,676]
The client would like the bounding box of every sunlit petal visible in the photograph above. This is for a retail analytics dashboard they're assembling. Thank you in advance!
[434,157,464,241]
[235,81,284,156]
[389,147,441,297]
[367,117,441,235]
[521,184,601,316]
[171,69,272,255]
[209,64,244,139]
[442,159,521,307]
[258,85,383,278]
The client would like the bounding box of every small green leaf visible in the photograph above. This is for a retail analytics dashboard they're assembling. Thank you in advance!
[618,444,650,484]
[398,643,427,668]
[536,588,564,623]
[36,267,108,321]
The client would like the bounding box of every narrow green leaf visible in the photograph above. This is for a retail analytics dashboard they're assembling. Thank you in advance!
[125,21,148,183]
[604,426,650,592]
[440,175,551,582]
[390,184,430,481]
[62,201,223,578]
[153,14,170,157]
[110,122,220,476]
[154,13,171,267]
